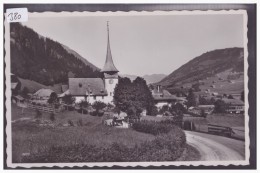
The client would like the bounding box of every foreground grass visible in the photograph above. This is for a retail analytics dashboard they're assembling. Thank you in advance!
[12,104,199,163]
[11,104,155,163]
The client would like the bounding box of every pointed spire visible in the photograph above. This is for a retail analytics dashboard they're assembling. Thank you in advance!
[101,21,119,73]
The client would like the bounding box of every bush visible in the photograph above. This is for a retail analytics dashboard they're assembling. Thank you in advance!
[132,120,173,135]
[149,106,159,116]
[67,120,74,126]
[159,105,169,114]
[92,101,107,111]
[214,99,226,113]
[79,100,89,109]
[97,110,104,117]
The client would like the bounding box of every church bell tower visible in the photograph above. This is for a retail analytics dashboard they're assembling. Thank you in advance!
[101,22,119,103]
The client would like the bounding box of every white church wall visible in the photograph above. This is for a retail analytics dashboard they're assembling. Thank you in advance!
[74,95,115,104]
[104,78,118,103]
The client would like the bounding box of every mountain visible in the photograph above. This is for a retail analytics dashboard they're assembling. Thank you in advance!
[10,23,101,86]
[61,44,99,71]
[120,74,167,84]
[158,48,244,90]
[119,74,138,81]
[143,74,167,84]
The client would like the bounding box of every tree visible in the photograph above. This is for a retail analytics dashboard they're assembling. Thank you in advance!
[159,105,169,114]
[201,109,206,118]
[186,89,197,108]
[79,100,89,109]
[241,90,244,102]
[48,92,58,104]
[92,101,107,111]
[214,99,226,113]
[21,87,29,99]
[113,77,155,117]
[78,100,89,114]
[170,103,186,115]
[92,101,106,116]
[199,97,208,105]
[63,95,75,105]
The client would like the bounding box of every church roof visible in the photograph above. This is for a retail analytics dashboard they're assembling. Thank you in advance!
[101,22,119,73]
[69,78,107,96]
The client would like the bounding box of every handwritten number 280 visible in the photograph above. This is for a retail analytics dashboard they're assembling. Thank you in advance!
[8,12,21,21]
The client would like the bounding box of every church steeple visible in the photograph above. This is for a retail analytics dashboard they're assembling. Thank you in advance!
[101,22,119,73]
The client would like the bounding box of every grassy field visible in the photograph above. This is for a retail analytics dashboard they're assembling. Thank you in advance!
[11,104,156,163]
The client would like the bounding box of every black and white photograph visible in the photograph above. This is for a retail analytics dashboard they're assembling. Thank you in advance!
[4,6,254,168]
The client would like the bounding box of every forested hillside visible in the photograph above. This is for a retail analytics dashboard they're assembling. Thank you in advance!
[10,23,101,86]
[158,48,244,88]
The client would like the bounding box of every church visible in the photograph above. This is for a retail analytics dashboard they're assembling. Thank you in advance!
[68,23,119,104]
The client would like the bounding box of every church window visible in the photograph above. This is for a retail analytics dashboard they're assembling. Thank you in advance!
[93,96,96,100]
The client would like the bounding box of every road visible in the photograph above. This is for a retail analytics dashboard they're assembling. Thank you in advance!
[185,131,245,161]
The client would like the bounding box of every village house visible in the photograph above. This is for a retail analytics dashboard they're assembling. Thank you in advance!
[67,23,119,104]
[152,85,187,109]
[222,98,244,114]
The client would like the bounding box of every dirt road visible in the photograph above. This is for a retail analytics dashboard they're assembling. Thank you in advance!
[185,131,245,161]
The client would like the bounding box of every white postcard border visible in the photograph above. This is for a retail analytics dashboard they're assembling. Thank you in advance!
[4,9,250,168]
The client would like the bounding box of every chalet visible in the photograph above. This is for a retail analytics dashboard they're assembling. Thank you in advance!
[188,105,214,116]
[222,98,244,114]
[152,85,187,109]
[68,22,119,104]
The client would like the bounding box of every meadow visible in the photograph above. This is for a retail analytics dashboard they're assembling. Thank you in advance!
[11,104,197,163]
[11,104,155,162]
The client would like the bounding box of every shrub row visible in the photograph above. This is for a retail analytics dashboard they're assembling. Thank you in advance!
[21,126,186,162]
[132,120,173,135]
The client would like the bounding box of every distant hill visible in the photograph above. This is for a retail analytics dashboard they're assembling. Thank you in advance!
[143,74,167,84]
[10,23,101,86]
[120,74,138,81]
[158,48,244,90]
[120,74,166,84]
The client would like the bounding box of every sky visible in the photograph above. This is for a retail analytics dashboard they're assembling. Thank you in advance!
[23,13,244,76]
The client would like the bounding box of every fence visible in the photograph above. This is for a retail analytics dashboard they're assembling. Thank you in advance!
[208,123,234,137]
[20,102,60,114]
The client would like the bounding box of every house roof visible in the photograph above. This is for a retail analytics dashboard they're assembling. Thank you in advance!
[153,94,187,102]
[101,23,119,73]
[222,98,244,105]
[69,78,107,96]
[34,89,55,98]
[152,88,187,102]
[58,90,70,98]
[11,83,18,90]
